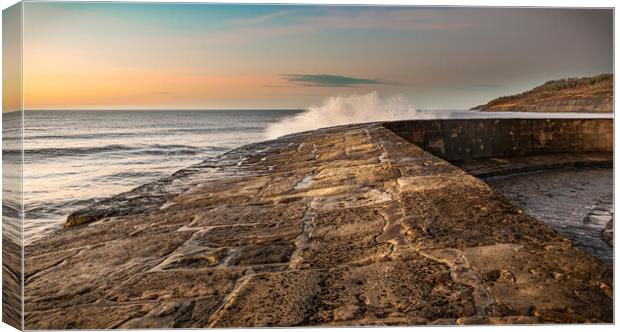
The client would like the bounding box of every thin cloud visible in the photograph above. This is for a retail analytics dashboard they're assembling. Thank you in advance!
[227,10,292,26]
[304,9,474,31]
[195,9,475,45]
[282,74,392,87]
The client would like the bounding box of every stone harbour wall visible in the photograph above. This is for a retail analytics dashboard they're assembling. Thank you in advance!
[384,119,612,161]
[23,119,613,328]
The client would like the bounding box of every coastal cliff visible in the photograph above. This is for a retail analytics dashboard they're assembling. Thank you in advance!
[24,119,613,328]
[472,74,612,113]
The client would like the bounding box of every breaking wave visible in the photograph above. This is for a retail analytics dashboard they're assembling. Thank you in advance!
[265,92,419,139]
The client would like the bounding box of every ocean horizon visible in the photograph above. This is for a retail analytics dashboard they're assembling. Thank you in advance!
[4,109,302,243]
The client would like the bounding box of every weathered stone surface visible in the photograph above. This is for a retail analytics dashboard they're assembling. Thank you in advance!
[2,236,22,329]
[24,120,613,328]
[25,303,158,329]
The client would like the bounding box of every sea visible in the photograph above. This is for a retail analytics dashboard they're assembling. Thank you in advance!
[3,110,301,243]
[1,106,612,244]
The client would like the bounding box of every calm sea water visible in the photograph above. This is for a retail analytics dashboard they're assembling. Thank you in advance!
[3,110,300,243]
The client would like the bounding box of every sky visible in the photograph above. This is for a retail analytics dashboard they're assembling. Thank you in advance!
[2,2,22,112]
[10,2,615,110]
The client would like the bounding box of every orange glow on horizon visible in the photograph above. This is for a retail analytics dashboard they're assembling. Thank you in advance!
[24,67,284,109]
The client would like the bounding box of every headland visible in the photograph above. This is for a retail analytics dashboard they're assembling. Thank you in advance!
[472,74,612,113]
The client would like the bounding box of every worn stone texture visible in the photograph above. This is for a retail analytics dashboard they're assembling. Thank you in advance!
[24,121,613,328]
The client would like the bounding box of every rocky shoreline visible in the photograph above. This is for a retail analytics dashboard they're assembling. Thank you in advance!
[24,120,613,328]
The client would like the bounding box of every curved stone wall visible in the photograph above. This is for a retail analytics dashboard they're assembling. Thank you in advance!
[384,119,612,161]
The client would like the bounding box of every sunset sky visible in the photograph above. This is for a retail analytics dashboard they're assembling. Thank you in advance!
[13,2,615,110]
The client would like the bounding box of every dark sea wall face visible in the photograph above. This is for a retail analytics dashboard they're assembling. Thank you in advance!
[384,119,612,162]
[2,2,24,330]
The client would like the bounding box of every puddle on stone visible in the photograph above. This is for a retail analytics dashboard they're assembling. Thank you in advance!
[485,167,613,264]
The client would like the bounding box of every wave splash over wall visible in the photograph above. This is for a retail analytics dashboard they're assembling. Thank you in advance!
[265,92,419,139]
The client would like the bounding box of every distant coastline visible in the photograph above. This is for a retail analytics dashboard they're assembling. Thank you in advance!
[472,73,612,113]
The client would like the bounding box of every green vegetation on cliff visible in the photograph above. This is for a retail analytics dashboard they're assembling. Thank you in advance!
[473,73,612,113]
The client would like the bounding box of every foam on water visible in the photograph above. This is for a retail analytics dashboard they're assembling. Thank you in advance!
[265,91,612,139]
[265,92,420,139]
